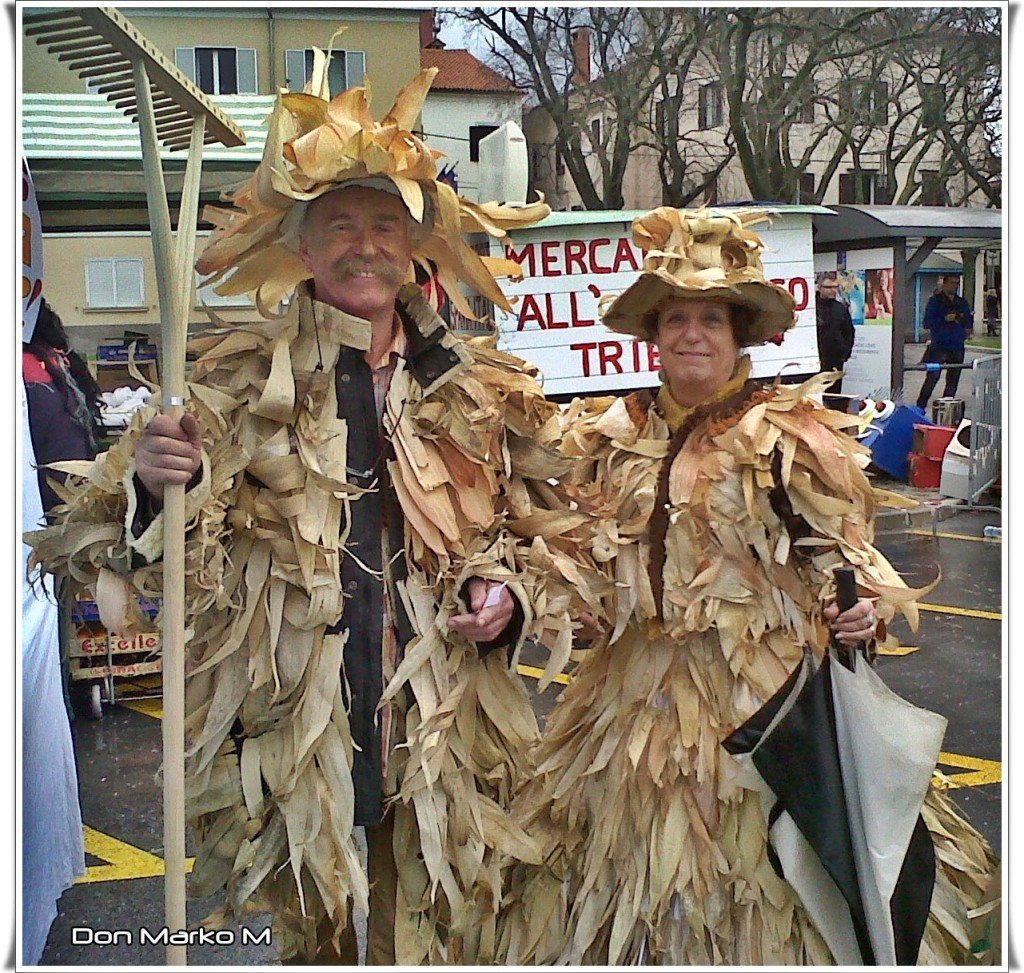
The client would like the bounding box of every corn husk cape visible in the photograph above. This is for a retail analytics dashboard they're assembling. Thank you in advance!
[496,367,998,965]
[600,207,797,343]
[194,65,548,317]
[26,283,607,963]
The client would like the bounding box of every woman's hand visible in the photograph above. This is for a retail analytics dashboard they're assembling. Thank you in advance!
[825,597,877,646]
[448,578,514,643]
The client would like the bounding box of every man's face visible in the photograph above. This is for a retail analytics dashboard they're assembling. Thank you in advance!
[942,275,961,297]
[818,277,840,300]
[298,185,414,320]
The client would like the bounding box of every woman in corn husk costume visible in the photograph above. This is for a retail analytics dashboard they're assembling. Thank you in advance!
[497,208,999,966]
[26,64,604,965]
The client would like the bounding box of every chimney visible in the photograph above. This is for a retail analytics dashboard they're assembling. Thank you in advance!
[420,11,434,49]
[572,28,591,85]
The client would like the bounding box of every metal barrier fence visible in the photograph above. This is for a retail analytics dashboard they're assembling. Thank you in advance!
[969,355,1002,503]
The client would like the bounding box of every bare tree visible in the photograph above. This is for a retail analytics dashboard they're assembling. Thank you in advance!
[444,6,1000,211]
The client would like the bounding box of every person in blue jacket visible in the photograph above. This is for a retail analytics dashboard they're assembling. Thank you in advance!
[916,272,974,410]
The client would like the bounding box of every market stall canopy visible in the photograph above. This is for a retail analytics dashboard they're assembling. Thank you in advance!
[812,205,1001,254]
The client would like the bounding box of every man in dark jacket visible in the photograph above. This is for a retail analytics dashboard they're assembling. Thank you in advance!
[815,274,856,393]
[38,70,574,966]
[916,272,974,410]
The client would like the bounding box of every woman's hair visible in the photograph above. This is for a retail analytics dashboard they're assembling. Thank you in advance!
[24,299,104,447]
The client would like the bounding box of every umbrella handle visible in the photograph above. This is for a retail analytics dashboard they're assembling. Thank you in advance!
[832,567,862,670]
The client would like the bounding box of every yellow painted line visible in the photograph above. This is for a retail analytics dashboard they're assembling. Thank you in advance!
[76,826,194,884]
[934,752,1002,789]
[918,603,1002,621]
[907,529,1000,544]
[517,663,571,686]
[120,696,162,719]
[878,644,919,656]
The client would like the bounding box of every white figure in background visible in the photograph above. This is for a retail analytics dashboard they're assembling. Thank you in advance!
[21,380,85,965]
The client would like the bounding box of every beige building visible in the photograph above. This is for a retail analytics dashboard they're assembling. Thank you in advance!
[21,5,431,367]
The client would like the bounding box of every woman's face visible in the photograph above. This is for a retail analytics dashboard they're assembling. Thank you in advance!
[655,297,740,407]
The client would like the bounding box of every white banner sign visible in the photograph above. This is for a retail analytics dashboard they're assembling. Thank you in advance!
[487,212,821,396]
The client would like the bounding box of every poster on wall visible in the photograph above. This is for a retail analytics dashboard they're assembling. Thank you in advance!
[814,250,895,397]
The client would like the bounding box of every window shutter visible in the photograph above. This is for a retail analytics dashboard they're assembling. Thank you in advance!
[285,49,305,91]
[328,54,347,96]
[174,47,195,83]
[114,259,145,307]
[86,259,115,308]
[345,50,366,89]
[236,48,257,94]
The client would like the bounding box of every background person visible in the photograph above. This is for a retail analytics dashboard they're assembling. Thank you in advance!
[815,272,855,393]
[916,271,974,411]
[27,67,590,966]
[984,285,1000,337]
[22,298,106,729]
[497,208,997,966]
[22,299,103,515]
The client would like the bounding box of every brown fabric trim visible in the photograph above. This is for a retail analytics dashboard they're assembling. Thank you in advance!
[648,380,776,618]
[768,449,814,549]
[624,388,655,429]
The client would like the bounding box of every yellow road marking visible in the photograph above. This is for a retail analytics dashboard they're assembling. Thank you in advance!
[76,826,194,884]
[516,663,571,686]
[935,752,1002,789]
[918,603,1002,621]
[120,696,162,719]
[878,644,919,656]
[907,529,1001,544]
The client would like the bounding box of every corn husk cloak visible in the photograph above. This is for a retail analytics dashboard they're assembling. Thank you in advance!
[497,366,998,966]
[27,283,604,963]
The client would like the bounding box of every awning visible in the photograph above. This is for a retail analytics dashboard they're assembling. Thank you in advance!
[812,204,1001,253]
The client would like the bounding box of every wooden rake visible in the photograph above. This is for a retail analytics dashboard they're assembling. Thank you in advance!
[24,6,246,965]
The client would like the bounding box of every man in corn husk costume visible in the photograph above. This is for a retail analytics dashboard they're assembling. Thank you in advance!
[27,66,603,964]
[496,208,1000,966]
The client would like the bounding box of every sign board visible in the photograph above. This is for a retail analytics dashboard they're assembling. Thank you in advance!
[483,208,824,397]
[814,247,895,397]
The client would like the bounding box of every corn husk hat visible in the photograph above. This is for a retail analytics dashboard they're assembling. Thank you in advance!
[600,207,797,344]
[195,58,549,318]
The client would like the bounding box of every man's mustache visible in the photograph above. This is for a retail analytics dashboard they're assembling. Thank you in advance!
[333,258,406,285]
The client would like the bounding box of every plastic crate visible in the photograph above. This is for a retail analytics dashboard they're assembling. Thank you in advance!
[908,453,942,489]
[912,424,956,462]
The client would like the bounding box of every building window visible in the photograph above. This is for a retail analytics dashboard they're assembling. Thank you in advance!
[839,169,887,204]
[86,258,145,309]
[783,76,815,123]
[699,81,724,130]
[655,93,682,141]
[175,47,257,95]
[842,78,890,125]
[590,117,601,147]
[920,169,950,205]
[284,48,366,95]
[920,81,945,127]
[704,176,719,206]
[195,271,254,309]
[469,124,500,162]
[797,171,816,203]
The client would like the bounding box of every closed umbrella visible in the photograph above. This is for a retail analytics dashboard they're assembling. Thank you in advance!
[723,568,947,965]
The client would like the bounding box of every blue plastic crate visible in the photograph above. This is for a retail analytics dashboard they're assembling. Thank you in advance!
[72,598,160,623]
[869,405,934,481]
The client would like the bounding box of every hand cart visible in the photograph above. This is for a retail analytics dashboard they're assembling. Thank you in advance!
[69,598,162,718]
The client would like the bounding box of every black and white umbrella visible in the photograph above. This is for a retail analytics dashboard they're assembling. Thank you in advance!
[724,568,947,965]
